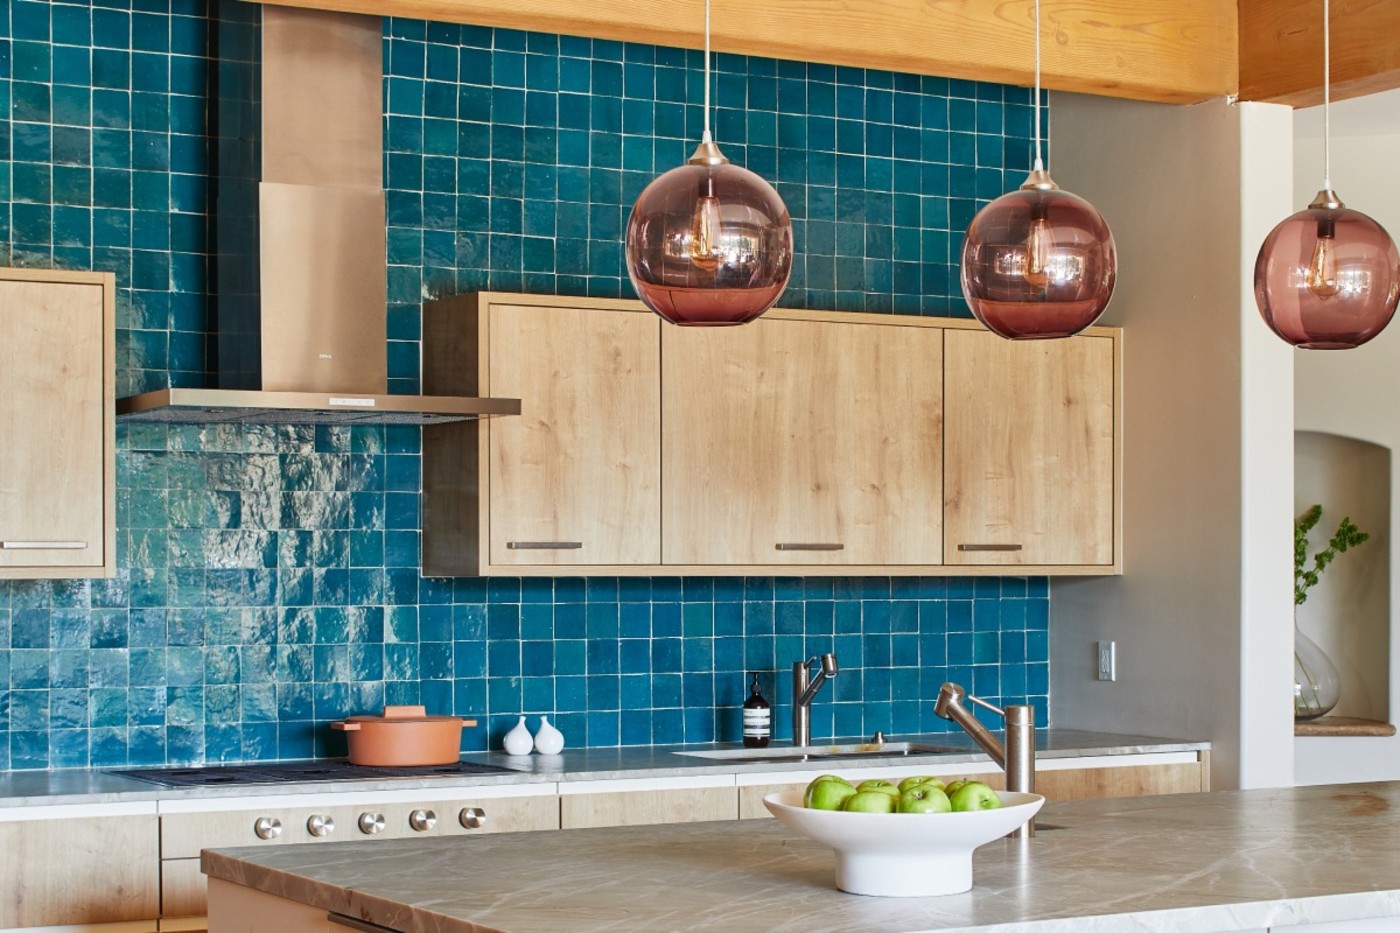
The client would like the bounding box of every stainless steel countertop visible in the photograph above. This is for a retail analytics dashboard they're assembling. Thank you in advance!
[0,729,1209,808]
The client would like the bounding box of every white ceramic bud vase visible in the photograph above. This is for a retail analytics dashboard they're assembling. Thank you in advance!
[503,716,534,756]
[533,716,565,755]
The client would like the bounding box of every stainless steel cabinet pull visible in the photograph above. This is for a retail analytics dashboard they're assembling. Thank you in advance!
[507,541,583,549]
[1,540,88,549]
[775,543,844,551]
[957,543,1024,552]
[459,806,487,829]
[253,816,283,840]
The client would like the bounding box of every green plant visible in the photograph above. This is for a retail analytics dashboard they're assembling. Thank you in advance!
[1294,504,1369,606]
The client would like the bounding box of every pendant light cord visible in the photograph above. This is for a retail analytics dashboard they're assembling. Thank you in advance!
[1032,0,1044,172]
[702,0,713,144]
[1322,0,1331,189]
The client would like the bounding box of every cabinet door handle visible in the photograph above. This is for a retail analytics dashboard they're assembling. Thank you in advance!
[507,541,583,549]
[2,540,88,549]
[775,543,844,551]
[957,543,1024,552]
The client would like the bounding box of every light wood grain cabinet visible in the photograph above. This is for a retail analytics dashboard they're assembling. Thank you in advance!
[0,267,115,579]
[422,293,1120,577]
[561,785,737,829]
[0,812,160,927]
[423,293,661,576]
[662,313,942,567]
[943,328,1119,570]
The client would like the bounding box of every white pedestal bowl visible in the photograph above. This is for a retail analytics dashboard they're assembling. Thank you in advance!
[763,790,1044,897]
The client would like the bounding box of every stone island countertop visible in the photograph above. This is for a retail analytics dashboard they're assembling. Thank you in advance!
[203,781,1400,933]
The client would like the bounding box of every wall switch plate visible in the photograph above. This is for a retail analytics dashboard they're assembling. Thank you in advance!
[1096,640,1117,681]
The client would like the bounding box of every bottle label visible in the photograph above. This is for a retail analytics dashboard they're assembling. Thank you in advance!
[743,707,771,737]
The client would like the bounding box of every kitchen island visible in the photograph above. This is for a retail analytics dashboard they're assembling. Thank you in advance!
[203,782,1400,933]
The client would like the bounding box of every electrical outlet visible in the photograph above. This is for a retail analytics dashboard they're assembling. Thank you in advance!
[1096,640,1117,681]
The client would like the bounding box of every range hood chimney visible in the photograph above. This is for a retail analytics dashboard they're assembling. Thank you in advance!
[117,3,517,424]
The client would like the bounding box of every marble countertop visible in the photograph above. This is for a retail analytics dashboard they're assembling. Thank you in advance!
[204,782,1400,932]
[0,729,1208,807]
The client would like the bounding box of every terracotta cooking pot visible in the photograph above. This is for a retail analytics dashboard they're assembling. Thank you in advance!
[331,705,477,766]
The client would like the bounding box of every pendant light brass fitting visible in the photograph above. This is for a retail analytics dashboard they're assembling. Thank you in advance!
[687,138,730,166]
[1019,168,1059,192]
[1308,189,1344,211]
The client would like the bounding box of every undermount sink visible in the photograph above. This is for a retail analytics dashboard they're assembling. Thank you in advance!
[674,741,967,764]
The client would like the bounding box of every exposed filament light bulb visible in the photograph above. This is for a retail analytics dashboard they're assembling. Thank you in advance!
[1304,217,1339,300]
[689,180,723,272]
[1023,208,1051,289]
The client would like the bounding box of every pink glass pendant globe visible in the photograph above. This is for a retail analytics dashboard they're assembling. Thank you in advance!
[626,141,793,326]
[1254,192,1400,349]
[961,172,1116,340]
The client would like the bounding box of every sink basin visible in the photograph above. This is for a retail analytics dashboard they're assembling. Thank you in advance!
[674,741,967,764]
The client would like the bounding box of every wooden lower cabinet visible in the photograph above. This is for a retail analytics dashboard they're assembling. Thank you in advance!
[206,880,328,933]
[737,756,1210,819]
[0,812,160,928]
[561,785,738,829]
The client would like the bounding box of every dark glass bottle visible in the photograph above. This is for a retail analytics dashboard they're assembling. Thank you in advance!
[742,673,771,748]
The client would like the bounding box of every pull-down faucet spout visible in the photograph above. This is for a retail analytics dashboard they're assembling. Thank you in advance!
[935,682,1037,838]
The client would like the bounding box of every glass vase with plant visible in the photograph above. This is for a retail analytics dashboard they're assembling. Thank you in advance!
[1293,504,1369,719]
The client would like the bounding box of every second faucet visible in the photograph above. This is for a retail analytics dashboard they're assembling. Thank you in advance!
[792,653,839,747]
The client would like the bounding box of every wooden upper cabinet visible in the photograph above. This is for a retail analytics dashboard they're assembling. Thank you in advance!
[422,293,661,574]
[0,268,115,579]
[662,313,942,567]
[943,328,1119,569]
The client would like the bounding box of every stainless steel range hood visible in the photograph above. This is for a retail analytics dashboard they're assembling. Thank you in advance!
[116,4,517,425]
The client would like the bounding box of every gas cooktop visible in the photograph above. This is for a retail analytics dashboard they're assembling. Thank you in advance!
[111,759,521,787]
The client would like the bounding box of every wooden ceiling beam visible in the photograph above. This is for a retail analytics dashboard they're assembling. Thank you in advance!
[250,0,1239,105]
[1239,0,1400,106]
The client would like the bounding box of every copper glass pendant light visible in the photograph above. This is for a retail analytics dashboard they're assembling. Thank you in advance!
[624,0,794,325]
[1254,0,1400,350]
[959,0,1116,339]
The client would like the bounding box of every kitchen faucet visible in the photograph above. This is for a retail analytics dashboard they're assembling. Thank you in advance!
[792,654,839,747]
[934,682,1037,838]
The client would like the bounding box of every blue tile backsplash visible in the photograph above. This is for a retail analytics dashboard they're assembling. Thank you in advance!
[0,0,1050,770]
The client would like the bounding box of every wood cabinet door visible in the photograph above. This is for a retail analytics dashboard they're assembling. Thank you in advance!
[486,301,661,567]
[943,328,1117,567]
[0,813,159,926]
[663,315,942,566]
[0,272,113,577]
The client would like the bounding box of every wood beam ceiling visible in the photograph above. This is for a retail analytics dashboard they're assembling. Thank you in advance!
[1239,0,1400,105]
[250,0,1239,105]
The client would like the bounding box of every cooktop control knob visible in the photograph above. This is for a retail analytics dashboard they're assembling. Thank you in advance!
[409,808,437,832]
[459,807,487,830]
[307,814,336,837]
[253,816,283,840]
[357,812,386,835]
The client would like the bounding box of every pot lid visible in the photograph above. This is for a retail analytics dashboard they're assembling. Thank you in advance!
[342,704,466,725]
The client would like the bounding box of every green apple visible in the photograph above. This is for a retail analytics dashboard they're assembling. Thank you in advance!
[804,776,858,811]
[897,784,953,814]
[942,778,973,797]
[843,790,898,813]
[897,775,945,794]
[948,780,1003,812]
[855,779,901,798]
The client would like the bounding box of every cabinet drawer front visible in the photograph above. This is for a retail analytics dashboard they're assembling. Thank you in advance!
[0,814,159,927]
[561,787,737,829]
[0,278,107,571]
[487,302,661,566]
